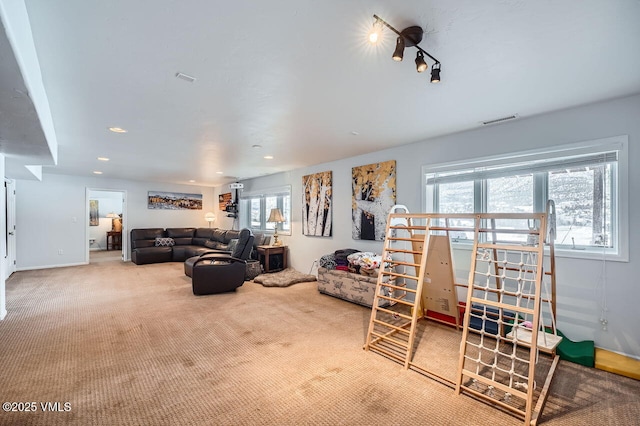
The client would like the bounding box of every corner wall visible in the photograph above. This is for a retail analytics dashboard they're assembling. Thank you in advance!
[16,174,216,269]
[226,94,640,358]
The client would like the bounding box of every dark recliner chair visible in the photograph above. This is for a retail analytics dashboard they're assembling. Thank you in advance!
[184,228,254,277]
[191,255,246,295]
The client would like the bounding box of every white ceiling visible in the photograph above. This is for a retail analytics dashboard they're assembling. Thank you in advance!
[2,0,640,186]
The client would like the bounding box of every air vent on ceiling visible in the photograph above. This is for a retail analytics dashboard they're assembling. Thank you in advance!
[481,114,519,126]
[175,72,196,83]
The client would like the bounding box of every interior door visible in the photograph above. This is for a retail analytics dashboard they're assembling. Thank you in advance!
[4,179,16,279]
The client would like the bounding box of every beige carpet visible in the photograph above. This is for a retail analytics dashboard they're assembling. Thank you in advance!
[1,260,638,426]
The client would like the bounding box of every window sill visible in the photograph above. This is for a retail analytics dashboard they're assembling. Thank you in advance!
[450,241,628,263]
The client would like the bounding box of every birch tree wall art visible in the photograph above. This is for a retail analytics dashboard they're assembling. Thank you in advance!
[352,160,396,240]
[302,171,332,236]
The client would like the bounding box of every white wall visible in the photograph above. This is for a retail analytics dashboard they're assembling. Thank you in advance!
[223,94,640,358]
[16,174,216,269]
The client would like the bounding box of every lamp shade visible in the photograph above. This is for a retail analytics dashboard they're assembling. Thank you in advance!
[267,208,285,223]
[205,212,216,222]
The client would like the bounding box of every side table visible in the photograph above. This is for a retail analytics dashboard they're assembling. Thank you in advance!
[106,231,122,250]
[257,245,288,273]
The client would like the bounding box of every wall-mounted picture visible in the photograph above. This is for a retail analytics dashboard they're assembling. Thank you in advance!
[352,160,396,241]
[302,171,332,236]
[219,192,233,210]
[148,191,203,210]
[89,200,99,226]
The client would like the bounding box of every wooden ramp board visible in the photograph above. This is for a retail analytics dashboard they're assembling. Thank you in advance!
[412,234,458,322]
[595,348,640,380]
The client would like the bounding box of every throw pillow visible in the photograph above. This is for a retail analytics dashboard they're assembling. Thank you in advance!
[227,238,239,254]
[155,237,175,247]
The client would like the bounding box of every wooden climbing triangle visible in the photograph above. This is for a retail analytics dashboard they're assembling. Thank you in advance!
[364,206,562,425]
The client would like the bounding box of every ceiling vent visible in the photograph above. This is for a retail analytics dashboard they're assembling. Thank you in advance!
[481,114,519,126]
[175,72,196,83]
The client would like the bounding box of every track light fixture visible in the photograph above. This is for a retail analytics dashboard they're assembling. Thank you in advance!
[369,14,442,84]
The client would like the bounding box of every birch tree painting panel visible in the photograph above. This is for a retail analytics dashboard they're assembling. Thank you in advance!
[302,171,332,236]
[352,160,396,241]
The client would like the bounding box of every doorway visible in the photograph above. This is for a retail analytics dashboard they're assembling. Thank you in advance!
[4,179,16,279]
[86,188,127,263]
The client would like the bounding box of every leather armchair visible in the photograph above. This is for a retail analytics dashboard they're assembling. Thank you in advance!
[191,254,246,295]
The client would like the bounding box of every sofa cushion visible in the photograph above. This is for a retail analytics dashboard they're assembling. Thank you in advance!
[204,240,217,249]
[132,246,173,264]
[131,228,165,249]
[225,229,240,243]
[195,228,215,239]
[172,237,194,246]
[166,228,196,238]
[172,245,212,262]
[211,229,227,242]
[155,237,175,247]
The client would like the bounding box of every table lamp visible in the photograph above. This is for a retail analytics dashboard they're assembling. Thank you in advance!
[267,208,285,246]
[205,212,216,228]
[106,212,120,231]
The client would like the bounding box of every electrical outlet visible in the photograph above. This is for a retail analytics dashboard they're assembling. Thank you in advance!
[58,249,63,255]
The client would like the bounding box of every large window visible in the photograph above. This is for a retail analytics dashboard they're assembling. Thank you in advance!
[423,137,628,260]
[239,186,291,235]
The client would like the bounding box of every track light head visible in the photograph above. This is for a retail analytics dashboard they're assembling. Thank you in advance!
[415,51,427,73]
[369,19,383,44]
[430,63,441,83]
[392,37,405,61]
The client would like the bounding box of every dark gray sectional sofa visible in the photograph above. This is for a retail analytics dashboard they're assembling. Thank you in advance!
[130,227,255,265]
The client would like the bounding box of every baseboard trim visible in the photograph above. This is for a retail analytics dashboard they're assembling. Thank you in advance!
[17,261,89,271]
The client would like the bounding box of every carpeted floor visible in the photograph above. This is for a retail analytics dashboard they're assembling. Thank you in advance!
[0,260,638,425]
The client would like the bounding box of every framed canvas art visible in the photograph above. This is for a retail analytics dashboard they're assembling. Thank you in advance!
[302,171,332,236]
[352,160,396,240]
[148,191,203,210]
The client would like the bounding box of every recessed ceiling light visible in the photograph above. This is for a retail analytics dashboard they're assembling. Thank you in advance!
[351,131,360,136]
[93,171,103,175]
[216,171,224,174]
[189,179,196,183]
[264,155,274,160]
[108,127,128,133]
[97,157,110,161]
[252,144,262,149]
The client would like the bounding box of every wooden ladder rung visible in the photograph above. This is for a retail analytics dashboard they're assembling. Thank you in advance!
[385,248,423,255]
[372,319,411,334]
[387,237,426,243]
[377,281,417,293]
[384,271,421,281]
[388,260,420,268]
[370,332,409,348]
[377,294,413,306]
[374,306,412,320]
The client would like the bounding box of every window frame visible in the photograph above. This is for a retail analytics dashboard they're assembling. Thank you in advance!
[239,185,292,236]
[422,136,629,262]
